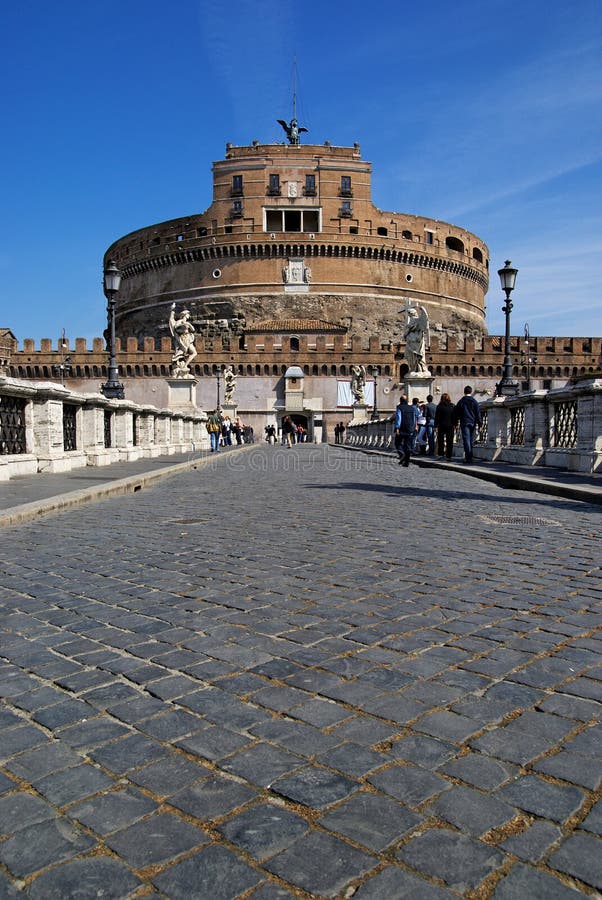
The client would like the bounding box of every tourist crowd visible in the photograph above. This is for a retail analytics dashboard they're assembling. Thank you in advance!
[394,388,482,466]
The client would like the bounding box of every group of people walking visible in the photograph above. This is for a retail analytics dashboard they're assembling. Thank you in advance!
[206,411,254,452]
[395,387,482,467]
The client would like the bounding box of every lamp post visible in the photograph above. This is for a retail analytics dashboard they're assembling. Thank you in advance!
[53,328,71,385]
[371,365,379,421]
[215,365,223,410]
[100,260,125,399]
[496,259,519,397]
[522,322,535,392]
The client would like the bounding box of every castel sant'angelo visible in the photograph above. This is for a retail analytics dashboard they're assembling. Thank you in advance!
[5,116,601,439]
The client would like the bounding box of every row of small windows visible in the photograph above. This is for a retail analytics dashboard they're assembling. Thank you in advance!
[235,173,349,197]
[12,364,596,380]
[151,223,483,260]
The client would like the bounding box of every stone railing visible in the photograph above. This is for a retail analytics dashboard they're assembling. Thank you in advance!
[477,377,601,472]
[0,377,208,482]
[345,376,602,473]
[345,417,397,452]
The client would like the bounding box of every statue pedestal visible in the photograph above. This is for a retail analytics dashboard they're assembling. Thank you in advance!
[167,378,198,412]
[221,402,238,419]
[350,402,369,424]
[404,372,434,404]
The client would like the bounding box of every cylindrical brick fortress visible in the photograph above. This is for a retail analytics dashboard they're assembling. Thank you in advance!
[105,141,489,344]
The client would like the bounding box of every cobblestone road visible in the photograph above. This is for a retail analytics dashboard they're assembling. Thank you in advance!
[1,445,601,899]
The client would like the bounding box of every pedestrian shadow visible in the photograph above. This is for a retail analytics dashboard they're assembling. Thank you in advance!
[303,481,594,513]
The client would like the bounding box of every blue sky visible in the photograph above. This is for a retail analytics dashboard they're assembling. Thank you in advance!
[2,0,601,344]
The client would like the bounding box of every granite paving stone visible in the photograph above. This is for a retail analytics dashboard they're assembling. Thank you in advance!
[369,763,451,807]
[316,741,386,778]
[5,742,83,781]
[137,708,206,741]
[129,753,210,797]
[218,802,309,861]
[397,827,505,892]
[221,743,305,787]
[580,799,602,835]
[0,819,96,878]
[105,811,209,868]
[533,750,602,790]
[354,866,456,899]
[250,717,342,756]
[0,792,55,836]
[549,831,602,890]
[69,787,157,835]
[414,709,482,744]
[390,734,458,769]
[55,717,131,749]
[89,732,168,774]
[33,764,116,807]
[0,771,17,794]
[271,765,359,809]
[427,784,517,836]
[170,774,258,821]
[562,724,602,758]
[176,725,252,762]
[0,724,49,758]
[438,752,517,790]
[152,843,262,899]
[500,820,562,861]
[497,775,586,822]
[28,856,142,899]
[319,791,422,850]
[265,830,376,898]
[492,863,587,899]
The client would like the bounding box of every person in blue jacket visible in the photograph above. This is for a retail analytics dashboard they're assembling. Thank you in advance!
[394,394,417,467]
[453,386,482,463]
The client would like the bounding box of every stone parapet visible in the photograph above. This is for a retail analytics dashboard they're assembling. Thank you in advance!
[0,377,208,482]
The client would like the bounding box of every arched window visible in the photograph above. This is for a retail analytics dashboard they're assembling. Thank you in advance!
[472,247,483,263]
[290,336,300,351]
[446,236,464,253]
[312,365,318,375]
[402,230,412,240]
[377,227,388,236]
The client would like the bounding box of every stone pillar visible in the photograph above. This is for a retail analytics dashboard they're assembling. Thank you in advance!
[166,378,198,413]
[350,402,369,424]
[403,372,434,404]
[114,409,135,461]
[481,398,510,459]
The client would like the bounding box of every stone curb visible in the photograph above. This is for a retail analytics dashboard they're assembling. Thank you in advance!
[339,445,602,506]
[0,452,224,528]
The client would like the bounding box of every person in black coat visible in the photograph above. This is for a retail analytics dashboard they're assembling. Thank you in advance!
[452,386,482,463]
[435,393,455,459]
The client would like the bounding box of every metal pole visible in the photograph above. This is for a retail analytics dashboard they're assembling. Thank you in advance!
[101,293,124,399]
[371,367,379,421]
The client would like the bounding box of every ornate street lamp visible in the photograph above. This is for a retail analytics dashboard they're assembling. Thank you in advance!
[371,365,380,421]
[100,260,125,399]
[215,364,224,410]
[522,322,537,392]
[496,259,519,397]
[52,328,71,385]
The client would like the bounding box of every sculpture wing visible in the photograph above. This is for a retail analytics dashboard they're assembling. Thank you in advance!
[418,306,430,347]
[277,119,289,133]
[298,127,308,134]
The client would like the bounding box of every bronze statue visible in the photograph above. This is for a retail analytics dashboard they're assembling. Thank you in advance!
[277,117,308,145]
